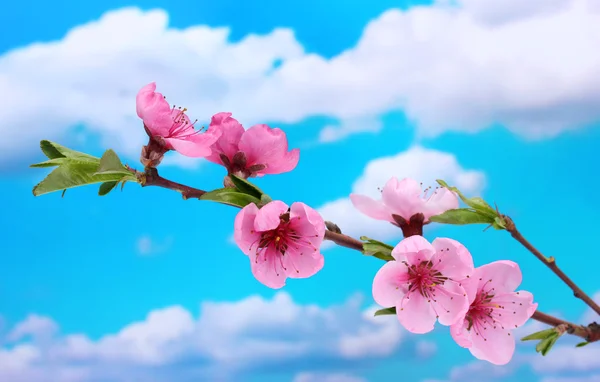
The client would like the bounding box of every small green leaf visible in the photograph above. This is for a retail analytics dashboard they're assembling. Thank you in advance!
[360,237,394,261]
[374,307,396,316]
[33,162,130,196]
[521,328,558,341]
[228,174,264,199]
[39,140,99,162]
[436,179,497,218]
[98,181,119,196]
[30,158,69,168]
[536,333,560,356]
[200,188,261,208]
[576,341,590,348]
[259,193,273,206]
[95,149,131,176]
[429,208,494,225]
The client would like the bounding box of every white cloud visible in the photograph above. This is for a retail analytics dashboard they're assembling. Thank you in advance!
[317,146,486,243]
[293,372,367,382]
[3,1,600,169]
[415,340,438,359]
[542,376,600,382]
[0,292,407,381]
[7,314,58,343]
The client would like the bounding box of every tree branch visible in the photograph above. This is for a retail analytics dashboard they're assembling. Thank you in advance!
[504,216,600,316]
[126,166,600,342]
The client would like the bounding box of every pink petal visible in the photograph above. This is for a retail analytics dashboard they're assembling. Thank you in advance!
[164,129,220,158]
[349,194,393,222]
[234,203,261,256]
[431,238,474,280]
[392,235,435,263]
[372,261,410,307]
[254,200,289,232]
[475,261,524,294]
[238,124,299,175]
[396,294,437,334]
[284,251,325,279]
[423,188,459,220]
[289,202,326,249]
[493,291,537,328]
[135,82,174,137]
[250,246,287,289]
[469,326,516,365]
[381,177,425,220]
[433,281,470,326]
[450,319,473,348]
[204,112,245,165]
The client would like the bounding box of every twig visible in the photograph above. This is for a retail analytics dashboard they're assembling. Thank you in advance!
[125,166,600,342]
[504,216,600,316]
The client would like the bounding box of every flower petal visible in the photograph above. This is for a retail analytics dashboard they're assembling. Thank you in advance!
[475,260,524,294]
[392,235,435,263]
[431,237,474,280]
[396,293,437,334]
[234,203,260,256]
[254,200,289,232]
[469,326,516,365]
[289,202,326,249]
[423,187,459,220]
[135,82,174,137]
[494,291,537,328]
[381,177,425,220]
[284,251,324,279]
[450,319,473,348]
[250,246,287,289]
[238,124,299,175]
[204,112,245,165]
[372,261,410,307]
[349,193,393,222]
[433,280,470,326]
[164,129,220,157]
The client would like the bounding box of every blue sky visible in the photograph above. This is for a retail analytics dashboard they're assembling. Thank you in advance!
[1,0,600,381]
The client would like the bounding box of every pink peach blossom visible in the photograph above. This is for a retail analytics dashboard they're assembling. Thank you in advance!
[234,200,325,289]
[136,82,220,157]
[372,236,474,334]
[450,260,537,365]
[350,177,458,223]
[205,112,300,177]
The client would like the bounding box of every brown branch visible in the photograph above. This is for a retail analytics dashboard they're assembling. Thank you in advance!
[129,166,207,199]
[324,230,364,251]
[125,166,600,342]
[504,216,600,316]
[532,311,600,342]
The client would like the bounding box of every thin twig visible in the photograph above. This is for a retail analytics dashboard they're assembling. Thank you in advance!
[504,216,600,316]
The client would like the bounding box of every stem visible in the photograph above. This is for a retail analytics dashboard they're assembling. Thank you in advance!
[130,167,207,199]
[504,216,600,316]
[532,311,600,342]
[125,165,600,342]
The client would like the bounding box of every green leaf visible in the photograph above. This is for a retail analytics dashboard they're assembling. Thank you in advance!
[31,142,138,197]
[493,216,507,230]
[95,149,131,176]
[436,179,497,218]
[33,162,131,196]
[259,193,273,207]
[429,208,494,225]
[228,174,264,199]
[576,341,590,348]
[521,328,558,341]
[536,333,560,356]
[98,181,119,196]
[374,307,396,316]
[200,188,261,208]
[39,140,100,163]
[360,236,394,261]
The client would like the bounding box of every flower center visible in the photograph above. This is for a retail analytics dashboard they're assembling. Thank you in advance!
[248,213,319,276]
[404,260,448,299]
[166,105,202,138]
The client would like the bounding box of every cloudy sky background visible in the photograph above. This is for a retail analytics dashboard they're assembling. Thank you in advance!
[2,0,600,381]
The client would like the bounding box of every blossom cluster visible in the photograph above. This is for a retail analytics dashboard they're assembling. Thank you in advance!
[135,82,537,366]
